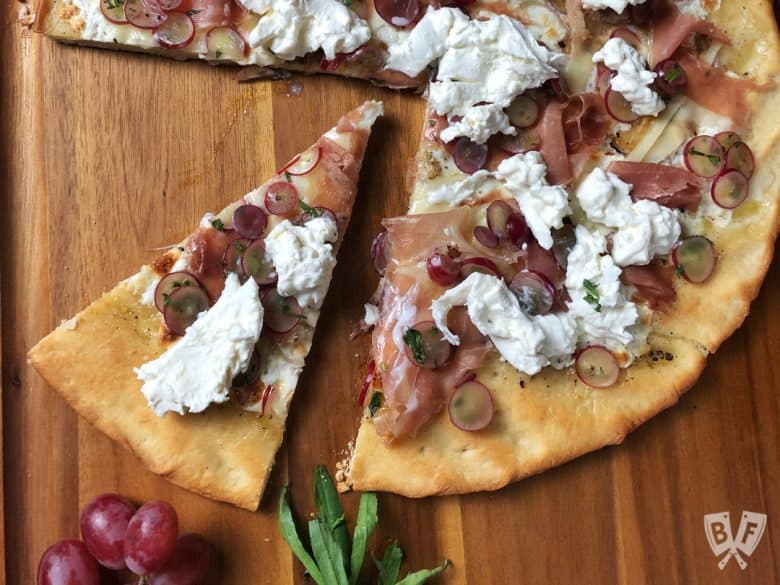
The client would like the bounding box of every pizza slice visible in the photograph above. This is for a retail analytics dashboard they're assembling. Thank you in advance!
[343,1,780,495]
[28,100,383,510]
[33,0,569,87]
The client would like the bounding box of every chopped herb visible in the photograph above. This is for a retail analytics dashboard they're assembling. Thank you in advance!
[341,0,353,6]
[162,292,172,307]
[675,265,686,277]
[664,65,682,84]
[583,279,602,312]
[215,50,223,59]
[368,391,382,416]
[285,171,292,182]
[211,218,225,231]
[104,0,124,9]
[185,8,202,16]
[403,328,426,365]
[299,199,323,217]
[688,148,721,166]
[233,240,246,253]
[281,298,307,319]
[428,119,436,126]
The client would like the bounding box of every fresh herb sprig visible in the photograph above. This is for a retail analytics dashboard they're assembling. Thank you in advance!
[583,279,602,313]
[403,329,426,365]
[279,466,451,585]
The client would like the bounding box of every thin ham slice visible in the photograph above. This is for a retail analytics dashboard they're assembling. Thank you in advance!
[621,261,676,312]
[565,0,586,47]
[676,50,765,128]
[607,161,704,212]
[563,93,612,155]
[182,0,246,29]
[539,101,573,185]
[649,0,729,67]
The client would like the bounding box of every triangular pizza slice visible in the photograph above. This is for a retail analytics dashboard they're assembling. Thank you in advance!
[29,100,383,510]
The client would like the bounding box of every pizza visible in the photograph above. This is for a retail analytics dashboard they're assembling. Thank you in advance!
[343,1,780,496]
[33,0,569,86]
[28,100,383,510]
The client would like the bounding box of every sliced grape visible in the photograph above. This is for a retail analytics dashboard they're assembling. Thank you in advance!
[100,0,129,24]
[596,68,612,96]
[295,204,337,227]
[509,270,556,316]
[610,27,641,48]
[473,225,499,249]
[265,182,299,215]
[725,141,755,178]
[505,212,531,247]
[262,289,303,333]
[604,88,639,123]
[486,200,513,237]
[37,540,100,585]
[153,12,194,49]
[125,0,167,29]
[505,95,539,129]
[711,169,749,209]
[222,238,251,276]
[80,494,137,570]
[496,129,541,155]
[715,131,742,151]
[453,137,488,174]
[403,321,453,369]
[205,25,247,60]
[232,204,267,239]
[163,286,210,336]
[448,380,494,431]
[150,534,218,585]
[374,0,420,28]
[370,229,390,276]
[154,271,204,312]
[575,345,619,389]
[156,0,181,9]
[427,252,461,286]
[124,501,179,576]
[280,146,321,176]
[242,239,277,286]
[672,235,716,284]
[683,135,725,178]
[460,257,500,279]
[654,59,687,97]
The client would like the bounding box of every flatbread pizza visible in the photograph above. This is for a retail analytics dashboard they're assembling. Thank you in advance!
[29,101,383,510]
[344,0,780,496]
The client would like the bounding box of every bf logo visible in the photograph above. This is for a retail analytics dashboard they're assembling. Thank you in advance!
[704,511,767,570]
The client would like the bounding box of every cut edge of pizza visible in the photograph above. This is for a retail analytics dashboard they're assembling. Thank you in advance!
[341,0,780,497]
[28,99,383,510]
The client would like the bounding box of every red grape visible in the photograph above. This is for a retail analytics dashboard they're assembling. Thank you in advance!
[150,534,219,585]
[80,493,136,570]
[426,252,461,286]
[37,540,100,585]
[124,501,179,575]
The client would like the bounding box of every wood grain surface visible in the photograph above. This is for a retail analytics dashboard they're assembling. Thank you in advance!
[3,3,780,583]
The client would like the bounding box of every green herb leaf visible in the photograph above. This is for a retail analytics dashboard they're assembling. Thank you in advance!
[664,65,682,84]
[104,0,124,9]
[395,560,452,585]
[285,171,293,182]
[279,485,325,585]
[309,519,347,585]
[373,542,403,585]
[403,329,426,365]
[341,0,353,5]
[211,218,225,232]
[299,199,323,217]
[368,391,383,417]
[688,147,721,166]
[233,240,246,253]
[314,465,350,576]
[583,279,602,313]
[675,264,685,277]
[349,492,378,584]
[215,49,223,59]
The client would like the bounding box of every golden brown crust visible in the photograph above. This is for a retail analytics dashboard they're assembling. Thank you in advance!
[347,0,780,496]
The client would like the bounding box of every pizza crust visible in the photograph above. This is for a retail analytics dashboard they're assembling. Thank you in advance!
[347,0,780,496]
[29,275,283,510]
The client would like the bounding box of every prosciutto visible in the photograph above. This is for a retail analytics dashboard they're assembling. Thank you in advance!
[607,161,705,212]
[621,261,676,311]
[538,101,573,185]
[649,0,729,67]
[565,0,587,48]
[676,50,765,128]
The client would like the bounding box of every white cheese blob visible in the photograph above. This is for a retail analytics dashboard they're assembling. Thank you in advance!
[363,303,380,326]
[675,0,717,18]
[593,38,665,117]
[576,168,680,266]
[565,225,639,347]
[385,7,562,142]
[70,0,116,42]
[431,272,578,375]
[265,216,338,310]
[428,152,571,250]
[245,0,371,61]
[135,274,264,417]
[581,0,648,13]
[439,104,515,145]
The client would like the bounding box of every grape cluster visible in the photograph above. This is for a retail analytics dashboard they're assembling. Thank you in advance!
[37,494,218,584]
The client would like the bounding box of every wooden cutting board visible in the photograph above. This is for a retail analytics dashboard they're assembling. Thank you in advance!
[3,3,779,583]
